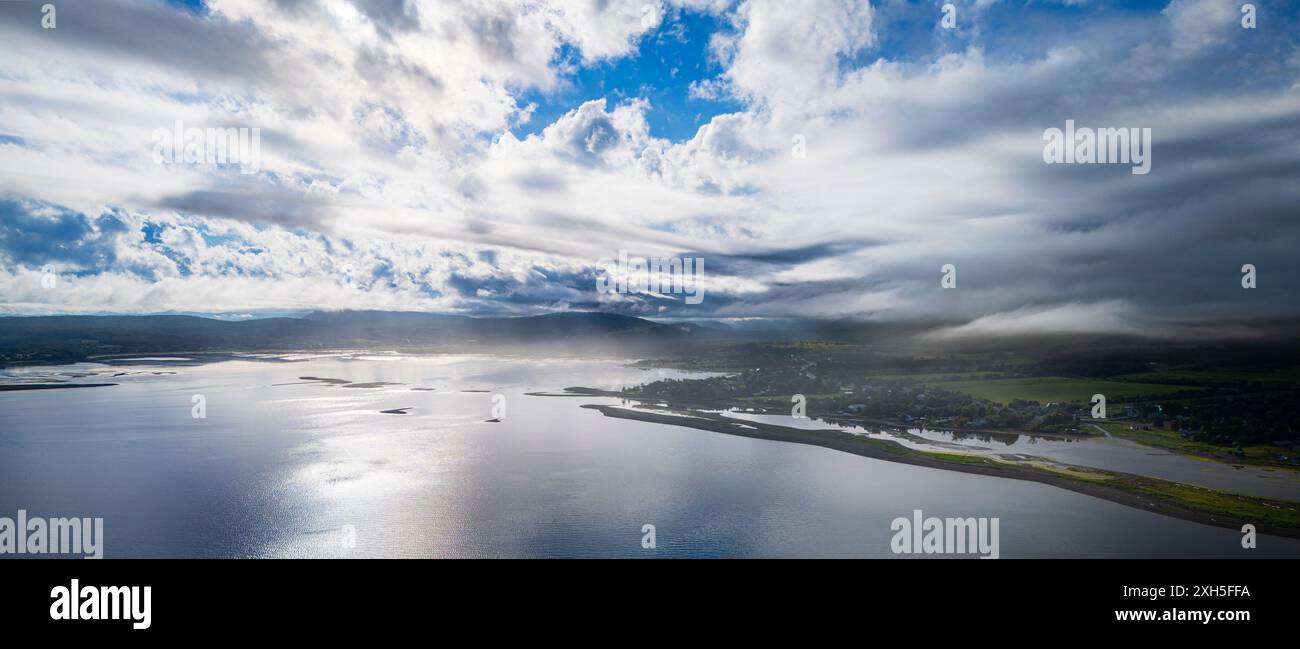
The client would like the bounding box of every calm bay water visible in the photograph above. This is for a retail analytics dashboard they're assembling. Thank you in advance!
[1,354,1298,558]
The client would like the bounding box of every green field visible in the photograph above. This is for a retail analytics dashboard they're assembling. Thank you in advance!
[924,376,1188,405]
[906,446,1300,531]
[874,371,1008,382]
[1116,370,1300,388]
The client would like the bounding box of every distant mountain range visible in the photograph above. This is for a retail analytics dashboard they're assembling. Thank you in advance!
[0,311,743,364]
[11,310,1291,367]
[0,309,1141,366]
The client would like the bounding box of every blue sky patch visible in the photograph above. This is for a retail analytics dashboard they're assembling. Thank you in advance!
[514,9,744,142]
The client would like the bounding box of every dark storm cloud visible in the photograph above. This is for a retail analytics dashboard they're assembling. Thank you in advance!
[693,240,885,276]
[978,91,1300,326]
[868,9,1300,158]
[439,264,618,316]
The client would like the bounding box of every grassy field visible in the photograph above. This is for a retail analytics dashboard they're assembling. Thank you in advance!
[924,376,1188,405]
[1125,476,1300,528]
[1116,369,1300,388]
[908,447,1300,531]
[873,371,1008,382]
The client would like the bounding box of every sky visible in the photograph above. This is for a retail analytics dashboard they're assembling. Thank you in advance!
[0,0,1297,338]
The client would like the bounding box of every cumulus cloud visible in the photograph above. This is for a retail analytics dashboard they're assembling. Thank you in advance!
[0,0,1297,338]
[709,0,876,111]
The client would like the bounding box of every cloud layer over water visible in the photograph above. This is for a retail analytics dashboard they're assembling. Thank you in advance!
[0,0,1297,336]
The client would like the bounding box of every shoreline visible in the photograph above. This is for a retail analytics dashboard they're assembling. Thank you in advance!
[578,400,1300,539]
[559,387,1090,440]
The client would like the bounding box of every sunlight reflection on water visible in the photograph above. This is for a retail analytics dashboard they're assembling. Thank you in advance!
[2,354,1298,558]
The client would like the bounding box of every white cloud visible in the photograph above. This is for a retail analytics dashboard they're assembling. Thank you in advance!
[1163,0,1241,58]
[711,0,875,112]
[1,0,1298,336]
[925,301,1146,339]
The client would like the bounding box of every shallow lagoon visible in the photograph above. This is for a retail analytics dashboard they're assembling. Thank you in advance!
[717,410,1300,501]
